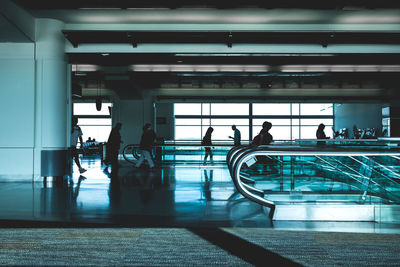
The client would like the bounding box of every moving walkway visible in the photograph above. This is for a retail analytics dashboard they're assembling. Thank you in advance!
[122,138,400,221]
[226,140,400,221]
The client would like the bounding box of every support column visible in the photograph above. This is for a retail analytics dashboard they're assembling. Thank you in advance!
[33,19,69,180]
[389,106,400,137]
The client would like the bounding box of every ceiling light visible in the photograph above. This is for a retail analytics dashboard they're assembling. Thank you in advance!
[72,65,99,72]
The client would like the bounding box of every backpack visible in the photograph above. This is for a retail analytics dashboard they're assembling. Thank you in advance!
[252,134,261,145]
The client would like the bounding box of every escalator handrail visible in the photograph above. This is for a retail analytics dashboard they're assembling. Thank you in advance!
[123,143,238,162]
[227,147,400,216]
[227,145,400,176]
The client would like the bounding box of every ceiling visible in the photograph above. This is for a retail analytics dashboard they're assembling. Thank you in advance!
[0,13,31,42]
[9,0,400,101]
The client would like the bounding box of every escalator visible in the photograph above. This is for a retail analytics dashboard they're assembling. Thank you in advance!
[227,144,400,221]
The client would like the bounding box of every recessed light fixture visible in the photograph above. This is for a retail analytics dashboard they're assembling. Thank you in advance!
[101,53,110,56]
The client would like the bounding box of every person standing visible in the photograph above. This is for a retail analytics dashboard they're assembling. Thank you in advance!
[252,121,276,173]
[229,125,241,146]
[135,123,156,169]
[70,116,87,174]
[202,127,214,163]
[252,121,273,145]
[261,121,273,145]
[316,123,329,146]
[105,122,123,172]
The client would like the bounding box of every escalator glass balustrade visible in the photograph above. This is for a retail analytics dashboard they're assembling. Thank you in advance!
[227,144,400,218]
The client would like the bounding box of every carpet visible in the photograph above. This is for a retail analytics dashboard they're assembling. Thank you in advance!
[0,228,399,266]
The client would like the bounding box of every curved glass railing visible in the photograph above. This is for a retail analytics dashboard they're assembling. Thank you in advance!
[226,143,400,219]
[122,140,244,164]
[123,138,400,164]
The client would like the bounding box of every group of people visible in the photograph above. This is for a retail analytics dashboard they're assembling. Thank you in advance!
[84,137,99,147]
[71,115,331,174]
[70,117,124,175]
[70,116,157,176]
[201,121,274,163]
[101,122,158,173]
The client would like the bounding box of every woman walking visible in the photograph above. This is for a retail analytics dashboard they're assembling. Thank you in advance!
[202,127,214,164]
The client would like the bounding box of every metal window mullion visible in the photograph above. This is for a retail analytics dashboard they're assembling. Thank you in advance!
[290,103,292,141]
[249,103,253,141]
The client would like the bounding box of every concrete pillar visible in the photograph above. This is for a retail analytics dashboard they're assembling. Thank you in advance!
[33,19,69,179]
[388,106,400,137]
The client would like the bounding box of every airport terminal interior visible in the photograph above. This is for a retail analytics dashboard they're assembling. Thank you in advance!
[1,0,400,265]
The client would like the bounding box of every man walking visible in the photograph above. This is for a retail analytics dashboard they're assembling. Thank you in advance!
[135,123,156,169]
[229,125,241,146]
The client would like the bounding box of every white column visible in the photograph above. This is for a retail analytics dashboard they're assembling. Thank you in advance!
[33,19,69,179]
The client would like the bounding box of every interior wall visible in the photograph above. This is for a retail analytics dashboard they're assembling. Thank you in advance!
[0,43,35,178]
[114,95,154,151]
[334,103,383,138]
[155,103,174,140]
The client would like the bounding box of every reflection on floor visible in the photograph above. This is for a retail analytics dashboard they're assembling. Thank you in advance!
[0,155,400,233]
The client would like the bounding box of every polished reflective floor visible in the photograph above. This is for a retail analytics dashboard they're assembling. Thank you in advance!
[1,155,400,233]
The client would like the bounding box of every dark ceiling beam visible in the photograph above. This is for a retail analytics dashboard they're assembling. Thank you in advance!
[62,30,400,49]
[66,53,400,65]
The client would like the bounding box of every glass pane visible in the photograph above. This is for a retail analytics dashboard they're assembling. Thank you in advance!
[202,118,211,126]
[211,118,249,126]
[203,125,250,141]
[300,104,333,116]
[253,119,290,126]
[382,106,390,117]
[382,118,390,126]
[211,104,249,115]
[202,126,231,140]
[270,126,291,141]
[292,126,300,140]
[292,103,300,116]
[292,118,300,126]
[300,126,332,139]
[202,103,210,116]
[73,103,112,115]
[175,118,201,125]
[252,126,263,138]
[78,118,112,126]
[174,103,201,115]
[252,126,290,140]
[79,125,112,143]
[175,126,202,140]
[300,119,333,126]
[253,103,290,115]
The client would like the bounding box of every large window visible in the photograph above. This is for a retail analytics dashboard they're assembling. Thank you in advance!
[73,103,112,142]
[174,103,333,141]
[252,103,333,140]
[174,103,250,141]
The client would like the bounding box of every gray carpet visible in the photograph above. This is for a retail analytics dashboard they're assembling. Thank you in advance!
[0,228,399,266]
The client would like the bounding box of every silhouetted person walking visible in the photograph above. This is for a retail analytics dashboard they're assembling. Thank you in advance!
[202,127,214,163]
[136,123,156,168]
[316,123,329,146]
[70,116,86,174]
[229,125,241,146]
[252,121,273,145]
[105,122,123,174]
[252,121,276,173]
